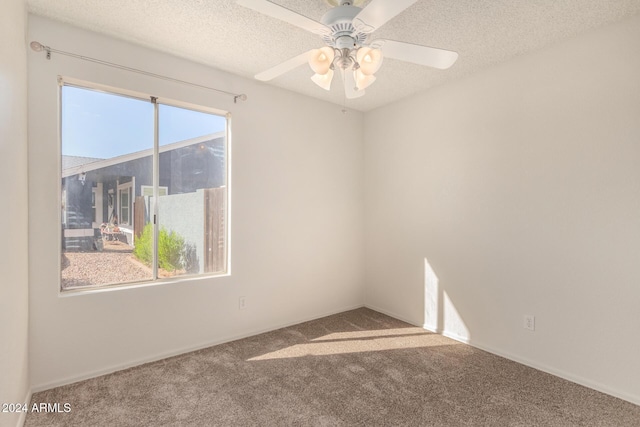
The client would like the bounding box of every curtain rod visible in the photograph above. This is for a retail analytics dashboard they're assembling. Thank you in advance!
[29,41,248,103]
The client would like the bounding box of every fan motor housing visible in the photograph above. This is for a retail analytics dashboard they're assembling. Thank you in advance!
[321,5,367,48]
[321,5,360,33]
[325,0,366,6]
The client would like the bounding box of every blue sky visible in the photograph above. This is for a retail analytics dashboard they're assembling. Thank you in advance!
[61,85,226,159]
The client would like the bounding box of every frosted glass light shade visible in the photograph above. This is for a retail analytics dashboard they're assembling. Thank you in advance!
[354,69,376,90]
[311,69,334,91]
[356,47,383,75]
[309,47,335,75]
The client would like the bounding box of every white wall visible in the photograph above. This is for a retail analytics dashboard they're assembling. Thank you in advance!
[0,1,30,426]
[364,15,640,404]
[27,7,640,408]
[28,15,364,390]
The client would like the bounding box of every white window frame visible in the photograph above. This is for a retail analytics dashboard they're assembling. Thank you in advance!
[91,182,103,228]
[117,179,134,227]
[59,76,231,293]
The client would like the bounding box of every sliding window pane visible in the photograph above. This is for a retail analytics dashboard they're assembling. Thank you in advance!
[61,85,154,290]
[157,104,227,277]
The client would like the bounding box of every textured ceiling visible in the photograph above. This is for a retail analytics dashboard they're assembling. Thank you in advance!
[27,0,640,111]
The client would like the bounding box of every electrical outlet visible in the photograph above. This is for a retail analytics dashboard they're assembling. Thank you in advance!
[239,296,246,310]
[524,315,535,331]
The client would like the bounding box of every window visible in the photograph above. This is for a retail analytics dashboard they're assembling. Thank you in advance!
[60,79,229,291]
[117,181,133,226]
[90,182,103,228]
[91,190,96,222]
[91,183,103,228]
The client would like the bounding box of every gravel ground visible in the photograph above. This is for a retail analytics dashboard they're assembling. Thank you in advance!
[61,242,152,290]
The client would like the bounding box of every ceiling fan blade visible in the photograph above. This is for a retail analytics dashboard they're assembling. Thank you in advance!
[353,0,418,34]
[373,39,458,69]
[237,0,330,36]
[341,69,365,99]
[255,50,313,81]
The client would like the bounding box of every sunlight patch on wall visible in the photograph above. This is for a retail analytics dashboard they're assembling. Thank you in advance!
[444,291,469,340]
[424,258,440,331]
[424,257,469,340]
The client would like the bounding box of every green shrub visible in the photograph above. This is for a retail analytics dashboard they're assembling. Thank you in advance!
[133,223,153,266]
[133,223,185,272]
[158,227,185,272]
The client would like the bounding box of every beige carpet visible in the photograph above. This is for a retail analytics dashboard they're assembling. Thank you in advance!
[26,308,640,426]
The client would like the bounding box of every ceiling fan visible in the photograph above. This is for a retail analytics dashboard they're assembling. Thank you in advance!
[237,0,458,99]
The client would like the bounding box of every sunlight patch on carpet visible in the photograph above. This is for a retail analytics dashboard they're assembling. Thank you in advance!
[248,330,460,361]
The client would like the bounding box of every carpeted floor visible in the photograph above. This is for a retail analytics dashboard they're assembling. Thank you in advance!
[26,308,640,426]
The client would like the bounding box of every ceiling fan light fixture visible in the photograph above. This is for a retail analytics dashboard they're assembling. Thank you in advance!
[354,69,376,90]
[356,47,383,75]
[238,0,460,99]
[311,69,334,91]
[309,46,335,75]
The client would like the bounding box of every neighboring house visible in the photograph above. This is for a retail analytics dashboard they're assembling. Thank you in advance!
[61,133,226,257]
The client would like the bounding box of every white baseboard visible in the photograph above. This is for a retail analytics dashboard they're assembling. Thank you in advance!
[31,303,365,393]
[421,322,640,406]
[31,302,640,408]
[420,324,640,406]
[441,330,471,344]
[363,303,422,327]
[363,304,640,406]
[16,388,32,427]
[455,336,640,407]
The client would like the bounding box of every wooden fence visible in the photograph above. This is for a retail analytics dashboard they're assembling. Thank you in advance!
[134,196,146,239]
[131,188,226,274]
